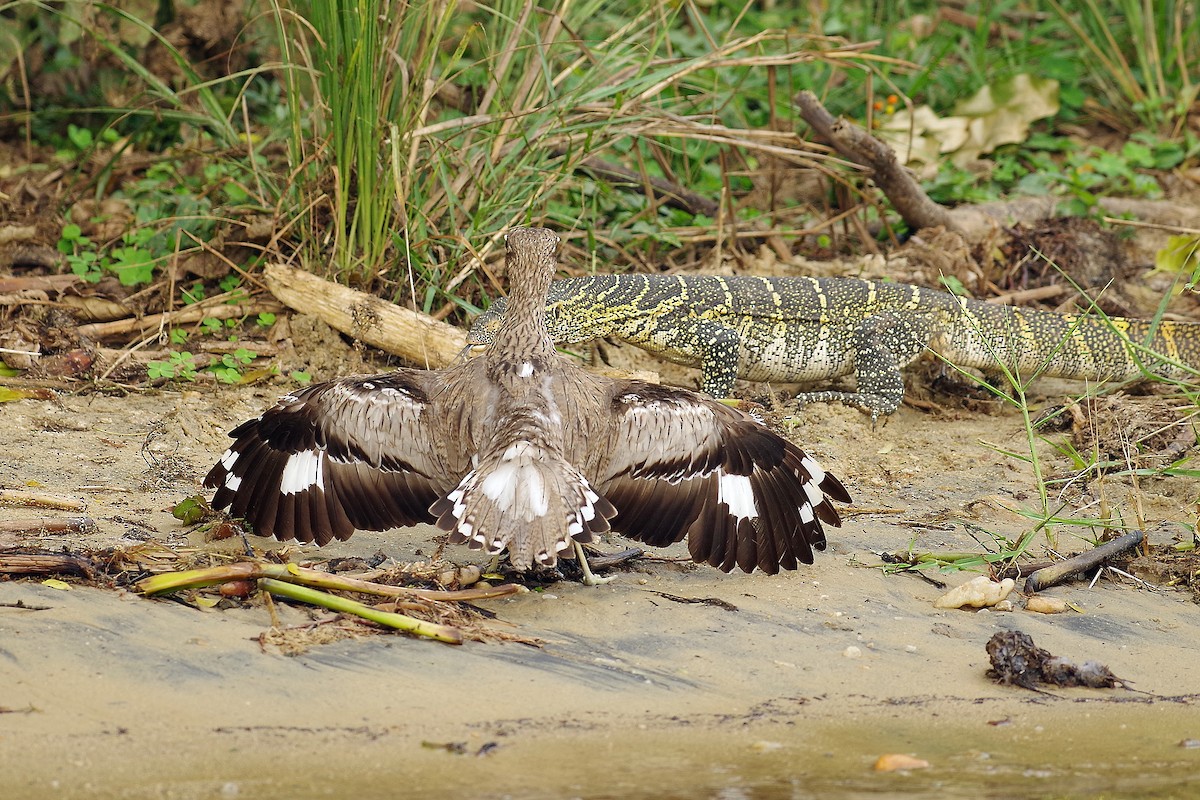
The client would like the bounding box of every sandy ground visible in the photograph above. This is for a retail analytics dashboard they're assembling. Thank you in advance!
[3,375,1200,799]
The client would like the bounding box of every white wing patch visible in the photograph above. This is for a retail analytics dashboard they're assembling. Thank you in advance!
[718,471,758,521]
[279,449,325,495]
[801,454,826,486]
[219,448,238,471]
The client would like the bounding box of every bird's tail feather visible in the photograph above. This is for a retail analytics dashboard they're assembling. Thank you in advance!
[431,440,615,569]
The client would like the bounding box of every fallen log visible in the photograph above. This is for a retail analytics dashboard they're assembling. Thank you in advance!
[264,263,467,369]
[0,550,97,578]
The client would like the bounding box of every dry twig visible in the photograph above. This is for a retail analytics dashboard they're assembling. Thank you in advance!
[793,90,961,234]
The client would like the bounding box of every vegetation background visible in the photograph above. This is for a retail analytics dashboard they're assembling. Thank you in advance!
[3,0,1195,329]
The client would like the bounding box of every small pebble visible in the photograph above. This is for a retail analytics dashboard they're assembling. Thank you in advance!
[843,645,862,659]
[1026,595,1069,614]
[1180,739,1200,749]
[218,580,254,598]
[934,576,1015,609]
[874,753,930,772]
[904,645,917,653]
[456,564,482,587]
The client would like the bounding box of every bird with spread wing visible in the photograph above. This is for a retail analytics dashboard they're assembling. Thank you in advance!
[205,227,850,583]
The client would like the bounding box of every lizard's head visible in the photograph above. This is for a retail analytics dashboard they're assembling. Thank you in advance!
[466,299,507,349]
[466,284,583,351]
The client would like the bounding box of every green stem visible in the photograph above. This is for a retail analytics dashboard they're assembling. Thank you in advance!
[259,578,462,644]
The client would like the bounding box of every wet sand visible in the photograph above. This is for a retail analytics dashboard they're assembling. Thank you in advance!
[3,387,1199,799]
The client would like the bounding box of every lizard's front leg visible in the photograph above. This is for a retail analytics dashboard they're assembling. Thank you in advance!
[637,317,743,398]
[694,322,743,398]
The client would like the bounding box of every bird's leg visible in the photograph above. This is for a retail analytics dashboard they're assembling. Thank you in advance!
[487,553,502,574]
[574,540,616,586]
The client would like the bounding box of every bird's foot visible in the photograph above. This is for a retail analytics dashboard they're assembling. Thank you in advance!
[574,540,617,586]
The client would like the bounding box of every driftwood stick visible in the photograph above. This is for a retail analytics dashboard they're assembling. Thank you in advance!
[0,490,86,511]
[0,551,97,578]
[793,90,961,234]
[264,263,467,369]
[77,302,284,340]
[0,517,97,535]
[1024,531,1144,593]
[993,560,1057,580]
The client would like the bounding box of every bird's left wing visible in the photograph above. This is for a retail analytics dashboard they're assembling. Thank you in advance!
[204,372,452,545]
[594,382,850,574]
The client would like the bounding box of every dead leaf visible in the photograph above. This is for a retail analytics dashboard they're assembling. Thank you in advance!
[880,74,1059,167]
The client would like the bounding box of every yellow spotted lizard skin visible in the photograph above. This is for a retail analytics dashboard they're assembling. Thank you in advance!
[467,275,1200,419]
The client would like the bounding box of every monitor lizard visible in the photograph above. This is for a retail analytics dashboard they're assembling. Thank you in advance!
[467,274,1200,421]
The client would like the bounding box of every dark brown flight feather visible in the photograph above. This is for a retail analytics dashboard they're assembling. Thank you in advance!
[205,227,851,575]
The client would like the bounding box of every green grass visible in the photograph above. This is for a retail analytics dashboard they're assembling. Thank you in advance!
[270,0,885,314]
[931,286,1198,574]
[1048,0,1200,136]
[5,0,1198,322]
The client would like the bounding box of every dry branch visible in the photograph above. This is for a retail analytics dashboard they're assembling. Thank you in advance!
[0,517,97,535]
[0,490,86,511]
[0,551,97,578]
[793,90,962,234]
[76,302,284,341]
[1024,531,1144,593]
[264,263,467,369]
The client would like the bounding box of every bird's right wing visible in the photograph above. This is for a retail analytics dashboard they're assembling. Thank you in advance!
[204,372,452,545]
